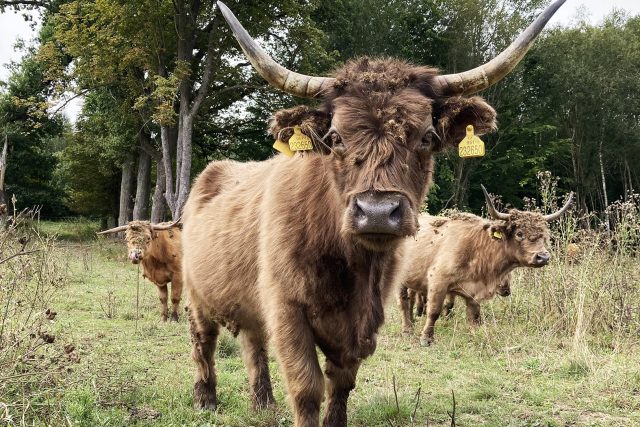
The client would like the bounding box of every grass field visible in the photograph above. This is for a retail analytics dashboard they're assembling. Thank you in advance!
[1,218,640,426]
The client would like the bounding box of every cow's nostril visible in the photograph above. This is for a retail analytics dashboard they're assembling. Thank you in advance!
[355,200,366,219]
[389,202,401,223]
[535,252,550,264]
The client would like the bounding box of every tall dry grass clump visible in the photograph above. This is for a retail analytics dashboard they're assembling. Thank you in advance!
[0,208,71,425]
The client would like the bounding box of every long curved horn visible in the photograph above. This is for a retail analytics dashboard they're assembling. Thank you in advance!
[217,1,335,98]
[97,225,128,235]
[435,0,566,96]
[481,184,509,220]
[543,192,574,222]
[151,216,182,231]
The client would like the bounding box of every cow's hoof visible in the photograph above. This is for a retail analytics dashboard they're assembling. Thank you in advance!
[171,312,179,322]
[161,314,168,322]
[194,399,217,411]
[419,337,433,347]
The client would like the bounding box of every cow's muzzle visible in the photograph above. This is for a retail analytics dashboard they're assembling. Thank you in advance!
[532,251,550,267]
[128,249,143,264]
[352,191,410,237]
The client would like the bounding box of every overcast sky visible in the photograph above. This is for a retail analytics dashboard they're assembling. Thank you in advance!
[1,0,640,122]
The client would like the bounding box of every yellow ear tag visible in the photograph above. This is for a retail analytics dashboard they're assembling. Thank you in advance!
[492,230,503,239]
[273,138,294,158]
[458,125,485,158]
[288,126,313,151]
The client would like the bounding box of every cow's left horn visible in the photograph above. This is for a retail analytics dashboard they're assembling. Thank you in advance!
[543,192,574,222]
[97,225,129,235]
[151,216,182,231]
[481,185,510,221]
[435,0,566,96]
[217,1,335,98]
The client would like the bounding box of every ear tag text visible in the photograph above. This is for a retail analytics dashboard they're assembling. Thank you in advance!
[492,230,503,239]
[288,126,313,151]
[273,138,295,158]
[458,125,485,158]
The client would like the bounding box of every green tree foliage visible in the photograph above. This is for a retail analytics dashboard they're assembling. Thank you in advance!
[0,53,67,217]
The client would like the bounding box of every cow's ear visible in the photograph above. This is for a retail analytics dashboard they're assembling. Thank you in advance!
[268,105,331,148]
[434,97,497,149]
[488,224,507,241]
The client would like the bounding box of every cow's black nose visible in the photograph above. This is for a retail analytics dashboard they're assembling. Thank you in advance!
[353,192,405,235]
[534,252,550,266]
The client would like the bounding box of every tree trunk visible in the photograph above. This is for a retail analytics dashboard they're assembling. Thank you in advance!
[0,133,8,207]
[118,152,135,227]
[133,148,151,220]
[0,134,7,223]
[150,160,166,223]
[599,139,610,232]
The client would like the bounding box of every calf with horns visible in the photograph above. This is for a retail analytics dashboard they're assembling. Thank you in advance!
[98,219,182,321]
[397,185,572,346]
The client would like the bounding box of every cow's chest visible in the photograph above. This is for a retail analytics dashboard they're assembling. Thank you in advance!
[142,260,172,286]
[304,255,386,367]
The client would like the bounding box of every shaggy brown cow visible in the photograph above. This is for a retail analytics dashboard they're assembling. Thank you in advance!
[182,2,565,425]
[397,186,573,346]
[99,220,183,321]
[405,273,511,320]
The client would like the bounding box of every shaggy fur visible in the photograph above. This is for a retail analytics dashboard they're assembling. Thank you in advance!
[396,208,555,346]
[124,221,182,321]
[182,57,498,427]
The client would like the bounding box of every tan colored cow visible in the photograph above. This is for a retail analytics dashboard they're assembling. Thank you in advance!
[99,220,182,321]
[397,186,572,346]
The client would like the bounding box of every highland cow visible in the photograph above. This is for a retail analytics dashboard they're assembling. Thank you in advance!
[182,2,566,426]
[98,220,183,321]
[397,186,572,346]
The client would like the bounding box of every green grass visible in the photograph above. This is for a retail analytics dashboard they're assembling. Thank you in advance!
[2,239,640,426]
[36,218,101,242]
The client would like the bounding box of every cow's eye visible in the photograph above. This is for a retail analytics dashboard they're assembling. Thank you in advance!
[515,231,524,240]
[323,127,345,156]
[418,126,439,153]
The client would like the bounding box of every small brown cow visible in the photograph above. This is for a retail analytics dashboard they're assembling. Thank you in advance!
[98,220,183,321]
[183,2,564,426]
[405,273,511,321]
[397,186,572,346]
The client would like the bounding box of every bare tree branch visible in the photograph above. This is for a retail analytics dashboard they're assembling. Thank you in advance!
[189,11,221,117]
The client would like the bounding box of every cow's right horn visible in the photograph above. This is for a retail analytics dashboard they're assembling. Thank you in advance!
[481,184,510,221]
[151,217,182,231]
[217,1,335,98]
[543,192,574,222]
[97,225,129,235]
[434,0,566,96]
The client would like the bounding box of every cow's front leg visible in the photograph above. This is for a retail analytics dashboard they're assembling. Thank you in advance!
[271,304,324,427]
[157,284,169,321]
[239,330,275,410]
[397,286,413,334]
[189,306,220,410]
[322,359,361,427]
[420,286,448,346]
[169,276,183,322]
[464,297,481,325]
